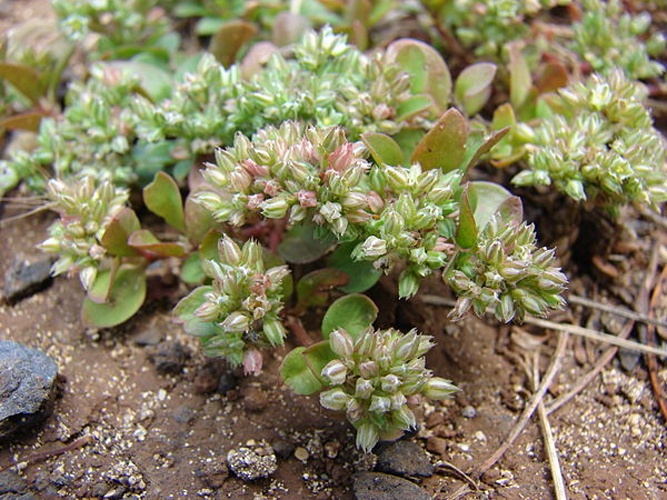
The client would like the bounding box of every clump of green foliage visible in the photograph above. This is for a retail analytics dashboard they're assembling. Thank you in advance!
[1,1,664,453]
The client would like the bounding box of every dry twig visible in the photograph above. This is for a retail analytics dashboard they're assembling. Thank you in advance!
[532,351,568,500]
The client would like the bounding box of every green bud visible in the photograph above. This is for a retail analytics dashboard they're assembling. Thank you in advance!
[391,405,416,430]
[218,235,242,266]
[321,360,348,385]
[356,421,379,453]
[330,329,354,358]
[320,388,350,411]
[423,377,458,400]
[263,317,286,347]
[261,197,290,219]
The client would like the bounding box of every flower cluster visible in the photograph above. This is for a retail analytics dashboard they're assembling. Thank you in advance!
[570,0,665,79]
[196,121,464,297]
[38,176,129,291]
[174,236,290,373]
[446,213,567,322]
[513,70,667,210]
[431,0,570,58]
[3,64,142,193]
[136,27,419,156]
[319,327,458,452]
[52,0,172,56]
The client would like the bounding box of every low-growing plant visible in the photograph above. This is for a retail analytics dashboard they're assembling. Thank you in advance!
[3,2,665,454]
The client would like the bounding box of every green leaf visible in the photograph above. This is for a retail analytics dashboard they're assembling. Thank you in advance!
[508,43,531,110]
[461,127,510,172]
[303,340,338,383]
[326,241,381,293]
[278,221,336,264]
[144,172,186,232]
[195,17,226,36]
[209,20,258,67]
[101,207,141,257]
[128,229,187,258]
[454,63,497,116]
[387,39,452,113]
[107,61,172,102]
[395,95,432,122]
[321,294,378,339]
[361,132,404,166]
[456,185,477,249]
[0,62,44,105]
[173,286,221,337]
[132,142,175,185]
[469,181,515,231]
[81,267,146,328]
[295,268,349,313]
[180,252,205,285]
[173,1,207,17]
[280,346,325,396]
[199,229,222,261]
[262,248,294,299]
[410,108,468,172]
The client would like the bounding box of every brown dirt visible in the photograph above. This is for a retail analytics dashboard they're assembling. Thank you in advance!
[1,2,666,499]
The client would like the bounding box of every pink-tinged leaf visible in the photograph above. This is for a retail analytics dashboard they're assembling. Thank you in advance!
[184,194,216,245]
[209,20,258,67]
[295,268,349,314]
[272,12,311,47]
[241,41,278,79]
[508,43,532,110]
[456,184,477,249]
[101,207,141,257]
[387,39,452,114]
[410,108,468,172]
[0,62,44,105]
[536,62,569,94]
[0,111,45,131]
[361,132,404,166]
[143,172,186,233]
[454,63,497,117]
[128,229,187,258]
[81,267,146,328]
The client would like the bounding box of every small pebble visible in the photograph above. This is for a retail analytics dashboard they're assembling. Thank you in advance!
[461,405,476,419]
[425,437,447,456]
[241,385,268,412]
[272,439,295,460]
[294,446,309,463]
[147,341,189,375]
[352,472,430,500]
[227,443,277,481]
[375,440,434,477]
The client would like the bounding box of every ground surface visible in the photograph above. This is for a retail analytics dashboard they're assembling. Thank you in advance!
[1,1,666,499]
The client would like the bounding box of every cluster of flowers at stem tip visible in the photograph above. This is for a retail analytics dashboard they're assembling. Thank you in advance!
[194,120,465,299]
[176,235,290,375]
[38,175,129,291]
[446,213,567,322]
[571,0,665,80]
[2,64,141,195]
[132,26,417,155]
[512,69,667,212]
[319,327,458,452]
[432,0,571,58]
[53,0,171,52]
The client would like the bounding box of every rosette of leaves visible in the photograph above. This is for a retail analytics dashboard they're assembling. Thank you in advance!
[174,235,291,374]
[570,0,665,79]
[281,294,458,452]
[512,70,667,211]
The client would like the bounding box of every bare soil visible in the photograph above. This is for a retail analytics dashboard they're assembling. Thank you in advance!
[1,1,666,499]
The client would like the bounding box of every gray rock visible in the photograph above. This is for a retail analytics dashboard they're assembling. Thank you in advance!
[2,257,53,304]
[227,443,277,481]
[375,440,434,477]
[147,341,189,375]
[0,341,58,440]
[352,472,430,500]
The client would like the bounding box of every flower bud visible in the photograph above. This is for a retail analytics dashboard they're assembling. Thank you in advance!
[355,378,374,399]
[330,329,354,358]
[391,405,416,430]
[423,377,459,400]
[218,235,242,266]
[263,317,286,347]
[355,421,379,453]
[222,311,250,332]
[380,374,401,393]
[261,197,290,219]
[195,300,220,322]
[320,388,350,411]
[368,395,391,413]
[358,236,387,259]
[321,360,348,385]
